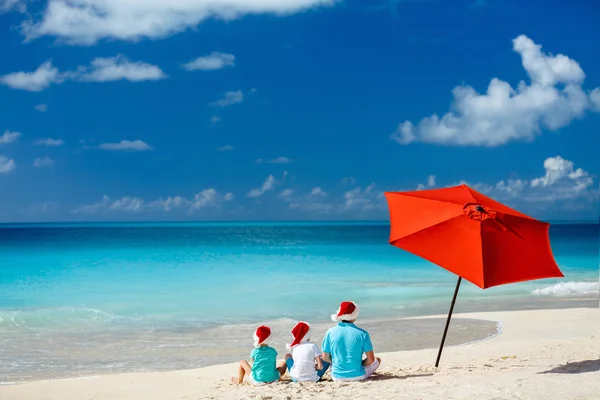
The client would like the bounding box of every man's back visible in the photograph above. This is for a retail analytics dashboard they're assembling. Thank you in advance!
[322,322,373,379]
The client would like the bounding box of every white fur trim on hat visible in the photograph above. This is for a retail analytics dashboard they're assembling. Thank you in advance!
[253,331,271,348]
[331,302,360,322]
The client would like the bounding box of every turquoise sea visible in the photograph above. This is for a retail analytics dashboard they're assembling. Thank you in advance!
[0,221,598,382]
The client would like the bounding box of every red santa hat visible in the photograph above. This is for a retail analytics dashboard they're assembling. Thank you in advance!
[286,321,312,350]
[253,325,272,348]
[331,301,360,322]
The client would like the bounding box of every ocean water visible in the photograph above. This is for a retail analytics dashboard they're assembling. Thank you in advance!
[0,221,598,382]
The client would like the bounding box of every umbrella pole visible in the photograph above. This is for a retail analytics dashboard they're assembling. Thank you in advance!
[435,276,462,368]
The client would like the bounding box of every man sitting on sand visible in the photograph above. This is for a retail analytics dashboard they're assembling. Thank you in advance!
[321,301,381,382]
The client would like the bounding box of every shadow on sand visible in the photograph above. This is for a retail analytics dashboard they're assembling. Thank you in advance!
[539,359,600,374]
[368,372,435,381]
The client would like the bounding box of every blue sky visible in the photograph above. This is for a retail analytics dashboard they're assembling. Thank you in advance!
[0,0,598,222]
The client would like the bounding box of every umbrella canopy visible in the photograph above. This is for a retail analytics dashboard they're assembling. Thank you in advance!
[384,184,564,366]
[384,184,563,289]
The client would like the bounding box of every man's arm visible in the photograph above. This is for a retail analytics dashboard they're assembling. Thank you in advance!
[362,351,375,366]
[362,331,376,366]
[321,333,332,364]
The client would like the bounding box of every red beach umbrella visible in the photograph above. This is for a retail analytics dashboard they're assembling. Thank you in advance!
[384,184,563,367]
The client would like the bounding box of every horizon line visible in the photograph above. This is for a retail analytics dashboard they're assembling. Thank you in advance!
[0,219,597,227]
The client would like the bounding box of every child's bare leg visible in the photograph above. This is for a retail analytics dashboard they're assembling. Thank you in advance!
[231,360,252,384]
[276,360,287,379]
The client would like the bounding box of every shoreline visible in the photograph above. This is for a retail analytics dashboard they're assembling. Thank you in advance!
[1,307,599,399]
[1,296,597,384]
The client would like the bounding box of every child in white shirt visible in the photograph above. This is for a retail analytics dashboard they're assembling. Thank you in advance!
[284,321,330,383]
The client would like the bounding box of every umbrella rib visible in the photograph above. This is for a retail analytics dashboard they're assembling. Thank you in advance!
[385,192,470,207]
[389,214,465,245]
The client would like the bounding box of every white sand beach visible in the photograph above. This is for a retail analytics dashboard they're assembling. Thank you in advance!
[2,307,598,400]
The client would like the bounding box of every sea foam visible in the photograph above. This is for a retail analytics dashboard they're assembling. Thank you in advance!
[532,281,600,296]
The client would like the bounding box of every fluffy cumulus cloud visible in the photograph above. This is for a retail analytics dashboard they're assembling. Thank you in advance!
[457,156,596,204]
[417,175,436,190]
[1,56,165,91]
[0,155,16,174]
[74,189,234,215]
[182,52,235,71]
[247,175,277,198]
[590,88,600,111]
[210,90,244,107]
[33,157,56,168]
[309,187,327,197]
[98,140,152,151]
[0,61,61,92]
[0,0,25,12]
[287,183,383,215]
[19,0,335,45]
[283,155,596,217]
[76,55,167,82]
[393,35,600,147]
[0,130,21,144]
[279,188,294,199]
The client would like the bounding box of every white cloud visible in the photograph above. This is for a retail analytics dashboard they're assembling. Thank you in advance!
[1,57,165,91]
[224,193,235,201]
[76,55,167,82]
[20,0,335,45]
[98,140,152,151]
[149,196,187,212]
[190,188,233,209]
[417,174,436,190]
[76,189,233,215]
[210,90,244,107]
[74,195,144,214]
[0,61,62,92]
[109,196,144,212]
[248,175,276,198]
[34,138,64,146]
[343,184,382,211]
[309,187,327,197]
[0,155,16,174]
[0,130,21,144]
[457,156,595,203]
[35,104,48,112]
[393,35,600,147]
[211,116,221,125]
[590,88,600,112]
[0,0,24,13]
[287,183,383,214]
[280,188,294,199]
[182,52,235,71]
[217,145,234,151]
[33,157,56,168]
[256,156,291,164]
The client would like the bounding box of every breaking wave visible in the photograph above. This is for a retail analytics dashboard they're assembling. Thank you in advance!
[532,281,600,296]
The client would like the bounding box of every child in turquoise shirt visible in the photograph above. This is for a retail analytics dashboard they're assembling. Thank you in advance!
[231,325,287,385]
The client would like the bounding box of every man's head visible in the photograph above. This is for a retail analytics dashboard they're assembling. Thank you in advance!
[331,301,360,323]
